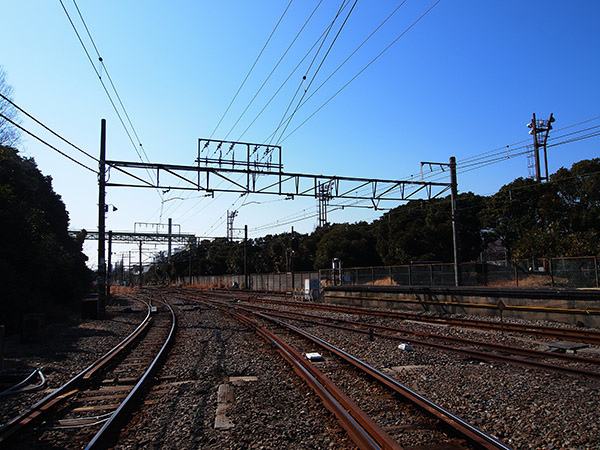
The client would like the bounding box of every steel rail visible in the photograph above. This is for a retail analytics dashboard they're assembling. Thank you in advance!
[234,304,600,380]
[214,305,401,450]
[255,311,513,450]
[224,293,600,345]
[235,303,600,367]
[0,298,152,446]
[85,295,177,449]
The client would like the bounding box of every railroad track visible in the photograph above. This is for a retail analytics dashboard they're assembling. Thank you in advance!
[176,289,600,380]
[204,297,511,450]
[191,288,600,345]
[0,293,176,450]
[236,302,600,380]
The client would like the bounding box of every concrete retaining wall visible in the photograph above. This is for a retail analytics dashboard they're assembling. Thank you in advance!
[323,285,600,328]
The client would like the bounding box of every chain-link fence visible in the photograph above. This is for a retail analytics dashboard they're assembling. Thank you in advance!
[320,256,600,289]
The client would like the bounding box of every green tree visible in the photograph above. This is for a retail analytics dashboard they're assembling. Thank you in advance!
[0,146,92,332]
[0,67,21,147]
[314,222,381,269]
[376,194,486,265]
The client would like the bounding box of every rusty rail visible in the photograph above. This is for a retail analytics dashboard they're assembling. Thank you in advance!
[239,304,600,381]
[220,307,402,450]
[253,312,513,450]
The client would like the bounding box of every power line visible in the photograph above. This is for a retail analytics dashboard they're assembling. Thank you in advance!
[0,112,97,173]
[278,0,442,144]
[274,0,409,140]
[58,0,161,195]
[249,115,600,235]
[223,0,325,141]
[269,0,352,146]
[209,0,294,143]
[235,14,341,143]
[0,92,98,163]
[71,0,151,164]
[274,0,359,145]
[0,93,160,188]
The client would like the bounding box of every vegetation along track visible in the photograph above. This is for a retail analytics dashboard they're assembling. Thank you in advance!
[199,295,512,450]
[0,293,176,450]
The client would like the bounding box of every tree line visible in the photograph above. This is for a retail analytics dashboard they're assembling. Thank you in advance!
[0,145,93,332]
[147,158,600,283]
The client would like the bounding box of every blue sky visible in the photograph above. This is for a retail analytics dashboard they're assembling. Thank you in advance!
[2,1,599,267]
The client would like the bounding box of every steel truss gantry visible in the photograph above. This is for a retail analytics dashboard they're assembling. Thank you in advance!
[103,138,452,207]
[95,132,461,311]
[74,230,196,245]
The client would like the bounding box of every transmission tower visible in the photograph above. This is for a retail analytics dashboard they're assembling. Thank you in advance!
[527,113,555,182]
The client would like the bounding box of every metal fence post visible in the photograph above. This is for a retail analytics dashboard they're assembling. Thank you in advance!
[595,256,599,288]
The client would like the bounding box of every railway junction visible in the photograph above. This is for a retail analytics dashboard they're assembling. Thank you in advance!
[1,285,599,449]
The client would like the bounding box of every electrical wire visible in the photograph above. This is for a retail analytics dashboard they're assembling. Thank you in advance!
[58,0,161,196]
[209,0,294,143]
[1,92,157,188]
[0,92,98,163]
[0,112,97,173]
[274,0,409,140]
[274,0,358,145]
[71,0,151,164]
[269,0,352,146]
[248,115,600,234]
[277,0,442,144]
[223,0,325,141]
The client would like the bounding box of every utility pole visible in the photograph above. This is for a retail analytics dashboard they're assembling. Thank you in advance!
[290,226,295,291]
[449,156,462,286]
[107,231,113,297]
[139,241,143,287]
[244,225,248,289]
[420,157,462,287]
[188,237,194,285]
[527,113,555,182]
[167,217,172,261]
[97,119,106,318]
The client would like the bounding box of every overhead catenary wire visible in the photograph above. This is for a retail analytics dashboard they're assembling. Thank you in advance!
[58,0,161,195]
[271,0,357,145]
[209,0,295,144]
[223,0,325,142]
[71,0,151,164]
[277,0,442,144]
